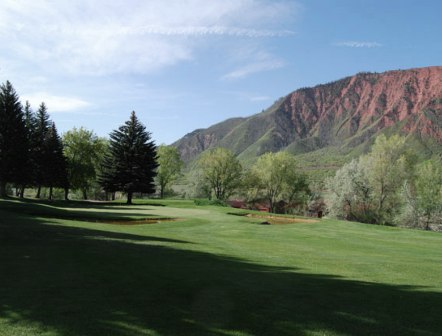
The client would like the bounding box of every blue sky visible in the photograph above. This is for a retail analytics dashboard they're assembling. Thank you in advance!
[1,0,441,144]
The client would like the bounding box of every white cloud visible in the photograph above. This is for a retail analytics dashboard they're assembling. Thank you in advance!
[22,92,91,113]
[0,0,297,76]
[249,95,271,102]
[333,41,382,48]
[222,50,285,80]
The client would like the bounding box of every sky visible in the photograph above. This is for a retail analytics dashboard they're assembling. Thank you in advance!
[1,0,441,144]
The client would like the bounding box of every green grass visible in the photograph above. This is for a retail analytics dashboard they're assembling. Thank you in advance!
[1,198,442,336]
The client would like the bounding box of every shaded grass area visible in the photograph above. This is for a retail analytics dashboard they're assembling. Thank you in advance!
[0,198,172,224]
[1,199,442,335]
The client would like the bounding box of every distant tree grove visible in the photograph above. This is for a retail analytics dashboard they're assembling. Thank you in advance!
[0,81,159,203]
[0,81,68,199]
[1,80,440,230]
[327,134,442,230]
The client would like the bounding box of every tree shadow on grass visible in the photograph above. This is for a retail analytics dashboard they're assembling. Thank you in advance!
[1,208,442,335]
[0,199,169,224]
[3,197,166,210]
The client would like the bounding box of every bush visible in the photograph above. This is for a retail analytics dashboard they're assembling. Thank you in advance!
[193,199,228,207]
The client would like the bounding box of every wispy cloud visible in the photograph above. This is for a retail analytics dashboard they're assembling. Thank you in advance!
[0,0,297,76]
[249,95,272,102]
[222,50,285,80]
[333,41,382,48]
[22,92,91,113]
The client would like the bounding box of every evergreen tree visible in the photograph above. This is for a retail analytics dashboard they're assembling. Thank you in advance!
[45,123,68,200]
[33,102,51,198]
[18,101,37,197]
[99,111,157,204]
[0,81,28,197]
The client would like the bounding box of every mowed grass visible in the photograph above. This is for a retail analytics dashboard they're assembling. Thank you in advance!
[1,199,442,336]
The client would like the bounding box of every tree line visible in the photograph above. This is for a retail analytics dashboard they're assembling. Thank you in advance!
[191,148,310,214]
[0,81,67,199]
[1,80,440,228]
[327,134,442,230]
[0,81,163,204]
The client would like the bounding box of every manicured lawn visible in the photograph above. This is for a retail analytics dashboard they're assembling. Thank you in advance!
[1,198,441,336]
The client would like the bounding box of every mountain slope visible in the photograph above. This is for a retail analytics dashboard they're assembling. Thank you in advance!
[174,66,442,166]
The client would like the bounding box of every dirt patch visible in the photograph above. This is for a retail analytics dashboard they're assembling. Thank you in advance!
[88,217,177,225]
[246,214,318,225]
[41,215,178,225]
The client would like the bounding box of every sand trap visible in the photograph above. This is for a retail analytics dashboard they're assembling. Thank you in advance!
[246,214,318,225]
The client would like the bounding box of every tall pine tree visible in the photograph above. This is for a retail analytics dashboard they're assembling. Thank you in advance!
[0,81,29,197]
[45,122,68,200]
[33,102,51,198]
[18,101,37,197]
[100,111,157,204]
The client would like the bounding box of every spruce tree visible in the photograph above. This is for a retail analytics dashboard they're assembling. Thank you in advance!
[45,123,68,200]
[33,102,51,198]
[19,101,36,197]
[100,111,157,204]
[0,81,28,198]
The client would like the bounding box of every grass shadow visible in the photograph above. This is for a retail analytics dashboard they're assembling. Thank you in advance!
[1,203,441,335]
[0,199,171,224]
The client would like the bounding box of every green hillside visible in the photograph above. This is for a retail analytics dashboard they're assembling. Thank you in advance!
[174,67,442,181]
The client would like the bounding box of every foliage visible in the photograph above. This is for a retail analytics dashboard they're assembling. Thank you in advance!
[327,158,373,222]
[364,134,415,224]
[196,147,242,201]
[193,198,228,206]
[0,81,28,197]
[397,160,442,230]
[414,160,442,228]
[247,151,309,213]
[99,111,158,204]
[326,134,438,228]
[63,127,107,199]
[156,145,183,198]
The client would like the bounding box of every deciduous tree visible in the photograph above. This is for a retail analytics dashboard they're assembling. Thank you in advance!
[196,147,242,201]
[63,127,107,199]
[327,158,372,222]
[249,152,303,213]
[156,145,183,198]
[364,134,414,224]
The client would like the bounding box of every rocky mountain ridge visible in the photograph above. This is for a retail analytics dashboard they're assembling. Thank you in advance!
[174,66,442,163]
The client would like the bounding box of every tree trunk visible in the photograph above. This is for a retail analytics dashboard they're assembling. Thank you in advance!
[19,185,25,198]
[160,185,164,199]
[127,191,133,205]
[64,187,69,201]
[82,188,87,200]
[269,198,274,213]
[0,181,7,198]
[36,185,42,198]
[111,192,116,201]
[48,186,53,200]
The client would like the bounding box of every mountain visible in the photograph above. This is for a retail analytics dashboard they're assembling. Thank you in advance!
[174,66,442,174]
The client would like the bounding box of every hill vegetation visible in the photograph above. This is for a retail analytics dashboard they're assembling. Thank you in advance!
[174,66,442,179]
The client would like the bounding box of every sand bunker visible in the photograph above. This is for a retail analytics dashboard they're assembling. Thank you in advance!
[246,214,318,225]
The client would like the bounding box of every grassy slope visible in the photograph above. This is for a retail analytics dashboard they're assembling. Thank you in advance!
[1,198,442,336]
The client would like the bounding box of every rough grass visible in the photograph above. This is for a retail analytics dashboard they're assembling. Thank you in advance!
[1,198,442,336]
